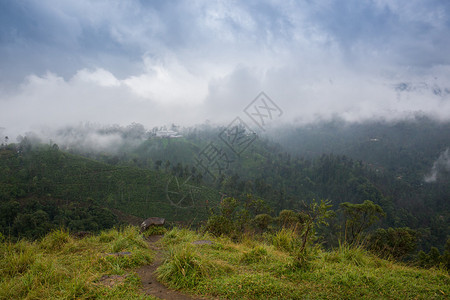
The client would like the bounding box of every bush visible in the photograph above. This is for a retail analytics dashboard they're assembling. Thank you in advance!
[367,227,418,260]
[205,215,234,237]
[277,210,299,228]
[253,214,273,232]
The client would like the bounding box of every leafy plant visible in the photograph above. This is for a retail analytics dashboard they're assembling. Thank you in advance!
[340,200,385,245]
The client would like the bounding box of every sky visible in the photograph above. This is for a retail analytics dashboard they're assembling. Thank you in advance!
[1,0,450,139]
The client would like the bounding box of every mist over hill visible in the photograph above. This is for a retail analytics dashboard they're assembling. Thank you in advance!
[1,116,448,254]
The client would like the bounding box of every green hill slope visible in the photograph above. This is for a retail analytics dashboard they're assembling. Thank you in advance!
[0,144,220,239]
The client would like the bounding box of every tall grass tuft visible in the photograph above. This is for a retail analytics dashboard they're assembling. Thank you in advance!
[240,246,269,264]
[158,244,221,289]
[272,228,297,253]
[40,228,72,251]
[0,240,37,276]
[324,243,371,267]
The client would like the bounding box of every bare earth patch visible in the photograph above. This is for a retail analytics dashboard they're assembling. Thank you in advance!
[97,274,129,288]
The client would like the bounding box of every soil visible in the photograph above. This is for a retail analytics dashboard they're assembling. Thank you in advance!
[136,235,206,300]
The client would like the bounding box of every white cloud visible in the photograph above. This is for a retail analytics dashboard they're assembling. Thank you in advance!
[123,56,208,105]
[74,68,121,87]
[1,0,450,139]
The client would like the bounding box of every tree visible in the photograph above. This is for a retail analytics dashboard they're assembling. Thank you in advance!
[298,199,334,253]
[253,214,272,232]
[340,200,385,244]
[368,227,418,260]
[277,209,299,229]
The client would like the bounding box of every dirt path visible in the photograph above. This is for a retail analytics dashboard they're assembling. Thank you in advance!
[136,235,205,300]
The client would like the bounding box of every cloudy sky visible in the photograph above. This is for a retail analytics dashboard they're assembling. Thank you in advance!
[1,0,450,138]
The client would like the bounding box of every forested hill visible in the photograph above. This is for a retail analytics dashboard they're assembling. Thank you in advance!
[0,144,219,239]
[1,118,449,254]
[49,118,448,252]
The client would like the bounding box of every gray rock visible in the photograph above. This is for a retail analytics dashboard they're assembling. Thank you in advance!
[140,217,165,232]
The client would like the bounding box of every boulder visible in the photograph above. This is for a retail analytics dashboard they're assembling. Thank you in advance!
[140,217,165,232]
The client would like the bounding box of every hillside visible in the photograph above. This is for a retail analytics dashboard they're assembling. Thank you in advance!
[0,144,220,239]
[1,118,449,253]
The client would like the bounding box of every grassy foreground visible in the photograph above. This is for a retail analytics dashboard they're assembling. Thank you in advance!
[1,226,448,299]
[157,228,450,299]
[0,226,155,299]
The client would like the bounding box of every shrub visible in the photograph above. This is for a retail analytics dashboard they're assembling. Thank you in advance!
[253,214,273,232]
[205,215,234,237]
[277,209,299,228]
[367,227,418,260]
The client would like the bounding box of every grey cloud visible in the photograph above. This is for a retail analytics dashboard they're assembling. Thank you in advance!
[1,0,450,138]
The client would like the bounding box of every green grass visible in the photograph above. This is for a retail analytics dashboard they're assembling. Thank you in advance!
[0,226,155,299]
[2,226,448,299]
[142,226,167,238]
[157,228,450,299]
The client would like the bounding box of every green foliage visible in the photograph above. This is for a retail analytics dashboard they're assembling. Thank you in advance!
[277,209,300,228]
[252,214,272,232]
[204,197,242,237]
[220,197,239,219]
[0,145,220,240]
[205,215,235,237]
[416,242,450,270]
[142,226,167,238]
[272,228,296,252]
[240,246,269,264]
[270,199,334,268]
[368,227,418,260]
[340,200,385,244]
[298,199,334,252]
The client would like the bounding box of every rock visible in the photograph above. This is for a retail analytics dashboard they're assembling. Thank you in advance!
[140,217,165,232]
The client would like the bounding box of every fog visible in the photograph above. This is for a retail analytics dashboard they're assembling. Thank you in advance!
[425,148,450,183]
[1,1,450,140]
